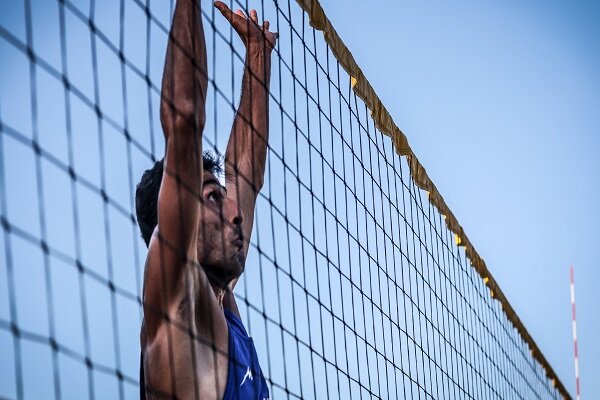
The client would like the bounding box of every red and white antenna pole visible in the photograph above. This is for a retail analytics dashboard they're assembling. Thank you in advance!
[570,266,580,400]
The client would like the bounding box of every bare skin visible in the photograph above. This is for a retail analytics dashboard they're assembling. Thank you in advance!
[140,1,276,398]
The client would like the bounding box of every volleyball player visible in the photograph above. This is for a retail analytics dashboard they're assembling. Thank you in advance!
[135,1,276,398]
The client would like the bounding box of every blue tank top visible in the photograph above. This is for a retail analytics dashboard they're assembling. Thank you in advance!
[139,310,269,400]
[223,308,269,399]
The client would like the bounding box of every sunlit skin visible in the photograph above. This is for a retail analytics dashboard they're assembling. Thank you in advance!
[140,0,276,398]
[196,172,245,289]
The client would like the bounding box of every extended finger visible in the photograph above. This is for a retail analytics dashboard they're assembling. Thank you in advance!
[214,1,235,22]
[263,20,270,30]
[235,9,247,18]
[250,9,258,23]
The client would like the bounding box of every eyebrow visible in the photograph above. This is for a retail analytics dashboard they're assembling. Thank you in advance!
[203,178,227,193]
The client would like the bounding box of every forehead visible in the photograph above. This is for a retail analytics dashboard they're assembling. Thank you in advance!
[202,171,226,191]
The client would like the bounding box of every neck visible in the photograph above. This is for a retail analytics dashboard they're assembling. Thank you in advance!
[210,280,227,308]
[202,265,235,307]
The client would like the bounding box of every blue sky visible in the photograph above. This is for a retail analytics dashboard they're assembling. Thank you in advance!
[317,0,599,396]
[0,0,597,399]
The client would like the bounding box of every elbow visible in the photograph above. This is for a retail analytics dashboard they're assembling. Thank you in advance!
[238,157,265,194]
[160,99,204,137]
[250,167,265,194]
[254,173,265,193]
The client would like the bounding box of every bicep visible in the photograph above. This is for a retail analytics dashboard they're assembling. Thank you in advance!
[143,139,202,327]
[158,138,202,262]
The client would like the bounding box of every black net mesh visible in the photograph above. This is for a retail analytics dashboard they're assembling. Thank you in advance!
[0,0,565,399]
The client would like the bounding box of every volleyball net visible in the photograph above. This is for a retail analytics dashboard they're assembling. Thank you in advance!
[0,0,569,399]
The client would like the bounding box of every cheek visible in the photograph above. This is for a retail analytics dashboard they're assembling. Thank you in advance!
[197,214,225,251]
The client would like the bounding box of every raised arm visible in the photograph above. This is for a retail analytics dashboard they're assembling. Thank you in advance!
[215,2,277,276]
[143,0,208,336]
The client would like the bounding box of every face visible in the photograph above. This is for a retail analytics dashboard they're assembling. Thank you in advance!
[196,172,245,286]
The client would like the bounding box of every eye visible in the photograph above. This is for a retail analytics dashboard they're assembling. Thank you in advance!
[206,190,220,203]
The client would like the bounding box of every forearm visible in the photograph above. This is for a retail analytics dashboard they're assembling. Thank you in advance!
[154,0,207,280]
[160,0,208,140]
[226,46,272,189]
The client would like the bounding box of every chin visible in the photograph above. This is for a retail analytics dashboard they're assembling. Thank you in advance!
[204,255,245,285]
[230,255,246,276]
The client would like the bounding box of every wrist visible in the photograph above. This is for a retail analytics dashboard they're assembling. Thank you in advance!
[247,42,274,56]
[246,48,272,72]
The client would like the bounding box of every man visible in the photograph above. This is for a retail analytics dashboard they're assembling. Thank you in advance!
[135,0,276,398]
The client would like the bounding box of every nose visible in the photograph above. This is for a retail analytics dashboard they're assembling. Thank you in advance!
[225,198,243,227]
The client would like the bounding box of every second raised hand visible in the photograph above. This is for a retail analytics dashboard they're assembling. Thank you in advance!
[214,1,278,51]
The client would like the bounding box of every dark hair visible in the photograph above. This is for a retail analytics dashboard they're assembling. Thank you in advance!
[135,151,223,247]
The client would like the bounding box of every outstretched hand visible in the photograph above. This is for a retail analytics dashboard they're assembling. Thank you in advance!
[214,1,278,52]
